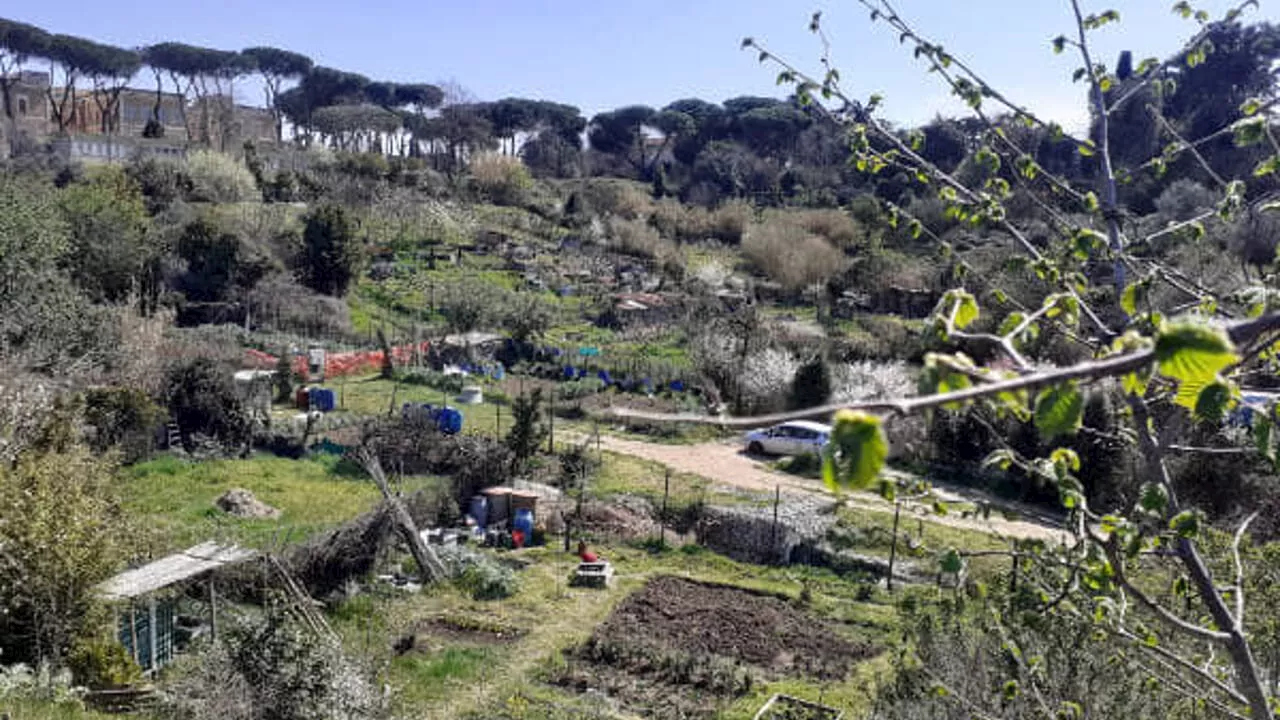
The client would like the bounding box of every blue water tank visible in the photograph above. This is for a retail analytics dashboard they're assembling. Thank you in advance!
[312,388,336,412]
[563,366,576,380]
[598,370,611,385]
[512,508,534,539]
[670,380,686,393]
[469,496,489,529]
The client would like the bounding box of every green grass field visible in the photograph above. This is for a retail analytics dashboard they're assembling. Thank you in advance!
[124,453,444,552]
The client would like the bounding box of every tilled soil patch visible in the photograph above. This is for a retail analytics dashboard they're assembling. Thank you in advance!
[551,575,878,719]
[591,576,875,680]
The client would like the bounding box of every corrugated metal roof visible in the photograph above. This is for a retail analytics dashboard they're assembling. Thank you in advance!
[98,542,256,601]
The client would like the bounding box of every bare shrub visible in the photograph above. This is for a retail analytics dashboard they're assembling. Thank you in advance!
[163,613,387,720]
[648,199,705,240]
[609,217,680,265]
[469,152,533,205]
[186,150,259,204]
[709,201,752,243]
[796,208,861,247]
[581,179,651,220]
[248,275,353,340]
[743,216,848,292]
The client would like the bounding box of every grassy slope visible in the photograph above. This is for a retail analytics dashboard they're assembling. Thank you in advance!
[124,453,443,552]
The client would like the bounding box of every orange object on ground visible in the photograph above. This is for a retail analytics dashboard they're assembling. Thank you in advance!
[577,539,599,563]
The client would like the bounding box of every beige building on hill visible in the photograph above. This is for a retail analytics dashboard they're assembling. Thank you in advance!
[1,70,278,162]
[0,70,55,154]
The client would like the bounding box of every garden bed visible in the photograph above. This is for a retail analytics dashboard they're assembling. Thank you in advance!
[551,575,877,719]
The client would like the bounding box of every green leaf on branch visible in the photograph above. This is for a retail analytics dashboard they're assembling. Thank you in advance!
[1051,447,1081,473]
[1256,157,1280,177]
[1155,323,1239,410]
[1003,680,1019,701]
[1079,141,1097,157]
[1169,510,1201,539]
[1140,483,1169,514]
[1034,384,1084,440]
[939,548,965,574]
[1120,282,1148,317]
[1193,379,1237,423]
[984,449,1016,471]
[1122,368,1151,397]
[1234,116,1267,147]
[822,409,888,491]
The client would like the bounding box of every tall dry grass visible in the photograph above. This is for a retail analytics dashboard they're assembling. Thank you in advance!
[742,215,849,292]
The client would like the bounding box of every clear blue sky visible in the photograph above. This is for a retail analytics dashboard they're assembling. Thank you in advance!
[11,1,1278,131]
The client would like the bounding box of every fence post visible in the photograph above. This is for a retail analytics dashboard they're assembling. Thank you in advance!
[495,402,501,438]
[1009,538,1019,595]
[548,390,555,454]
[888,500,902,592]
[661,468,671,545]
[770,485,781,564]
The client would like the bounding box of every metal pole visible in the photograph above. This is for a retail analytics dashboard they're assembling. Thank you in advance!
[661,469,670,545]
[888,501,902,592]
[208,577,218,642]
[770,485,781,564]
[548,390,555,454]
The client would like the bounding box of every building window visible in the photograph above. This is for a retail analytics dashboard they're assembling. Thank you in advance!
[16,97,27,116]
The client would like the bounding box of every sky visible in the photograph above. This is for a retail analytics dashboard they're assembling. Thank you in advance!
[10,1,1279,133]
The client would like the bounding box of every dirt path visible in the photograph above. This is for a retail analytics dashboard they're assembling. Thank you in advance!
[591,435,1068,543]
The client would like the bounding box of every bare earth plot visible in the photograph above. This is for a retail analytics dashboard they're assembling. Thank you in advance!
[553,575,879,719]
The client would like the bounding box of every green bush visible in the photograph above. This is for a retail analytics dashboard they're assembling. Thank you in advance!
[83,387,162,462]
[396,368,466,395]
[438,546,518,600]
[186,150,258,204]
[556,377,606,401]
[67,637,142,689]
[469,153,533,206]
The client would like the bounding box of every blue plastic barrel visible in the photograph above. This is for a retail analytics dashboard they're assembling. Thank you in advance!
[598,370,611,384]
[670,380,685,393]
[563,366,575,380]
[439,408,463,435]
[469,496,489,529]
[512,508,534,539]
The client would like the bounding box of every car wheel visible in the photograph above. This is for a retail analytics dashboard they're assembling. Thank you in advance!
[748,441,764,455]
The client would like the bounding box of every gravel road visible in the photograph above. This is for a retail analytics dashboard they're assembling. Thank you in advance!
[591,435,1069,543]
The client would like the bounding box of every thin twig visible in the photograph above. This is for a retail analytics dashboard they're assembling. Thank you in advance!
[1232,511,1259,631]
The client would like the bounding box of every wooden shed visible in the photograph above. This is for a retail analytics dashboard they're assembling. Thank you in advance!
[97,542,255,673]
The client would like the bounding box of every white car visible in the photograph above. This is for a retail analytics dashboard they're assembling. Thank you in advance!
[743,421,832,457]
